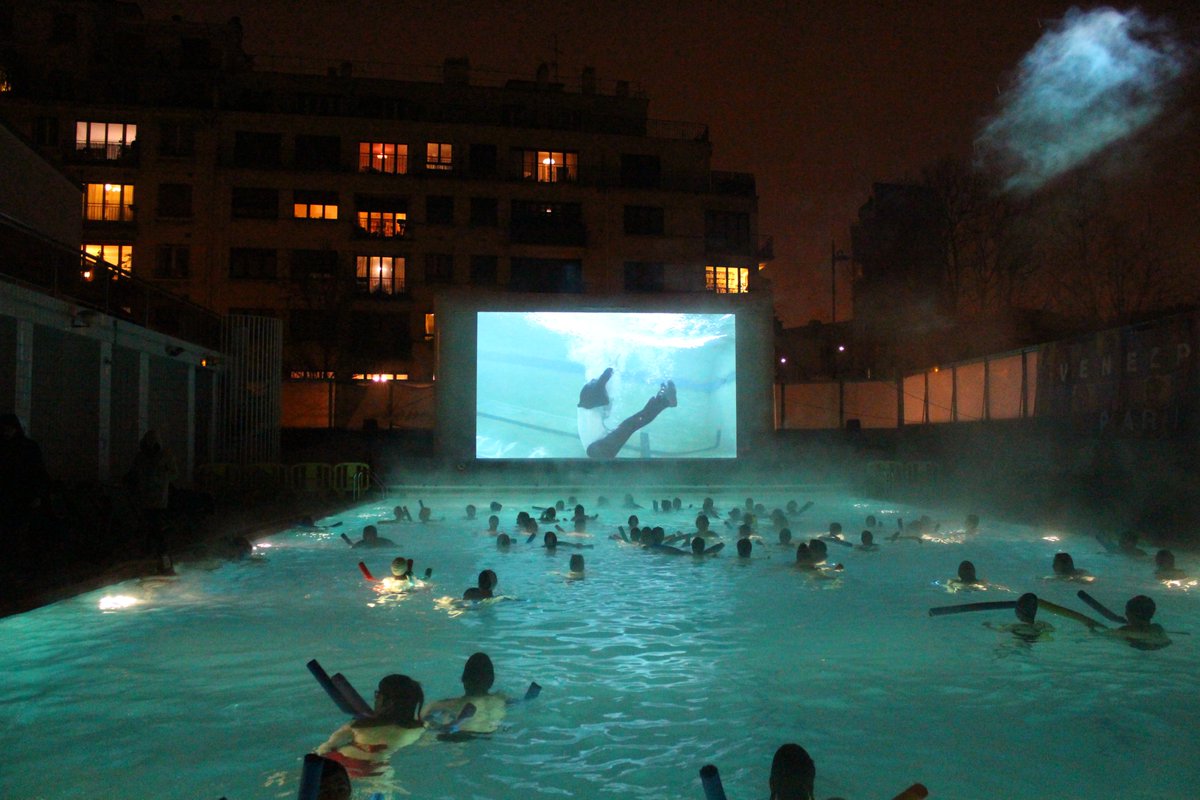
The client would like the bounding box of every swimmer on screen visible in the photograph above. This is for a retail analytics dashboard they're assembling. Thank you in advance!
[577,368,678,458]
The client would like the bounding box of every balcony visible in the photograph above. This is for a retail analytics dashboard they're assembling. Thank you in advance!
[69,141,140,165]
[509,220,587,247]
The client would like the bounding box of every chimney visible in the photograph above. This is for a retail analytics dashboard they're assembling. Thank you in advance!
[443,57,470,85]
[581,66,596,94]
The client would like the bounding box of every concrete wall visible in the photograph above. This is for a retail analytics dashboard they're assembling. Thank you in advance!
[0,121,81,247]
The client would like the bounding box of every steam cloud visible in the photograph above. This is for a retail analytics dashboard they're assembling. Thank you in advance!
[977,7,1189,193]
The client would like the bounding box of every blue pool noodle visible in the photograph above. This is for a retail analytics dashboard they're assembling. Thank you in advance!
[332,673,374,716]
[699,764,729,800]
[928,600,1018,617]
[307,659,364,718]
[297,753,324,800]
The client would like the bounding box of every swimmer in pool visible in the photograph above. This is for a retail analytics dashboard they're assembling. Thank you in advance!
[424,652,508,736]
[651,535,723,556]
[463,569,498,601]
[1097,529,1147,557]
[543,531,592,551]
[485,515,501,534]
[1154,550,1188,581]
[577,368,678,459]
[316,674,425,779]
[736,538,753,558]
[377,506,411,524]
[496,533,512,548]
[778,528,793,547]
[1102,595,1172,650]
[768,742,815,800]
[1049,552,1091,581]
[984,592,1054,642]
[946,560,987,592]
[568,554,586,577]
[353,525,395,549]
[857,530,879,551]
[465,504,477,520]
[964,513,980,535]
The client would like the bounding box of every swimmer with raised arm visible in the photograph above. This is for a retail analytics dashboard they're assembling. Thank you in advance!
[353,525,395,549]
[577,367,678,458]
[316,674,425,779]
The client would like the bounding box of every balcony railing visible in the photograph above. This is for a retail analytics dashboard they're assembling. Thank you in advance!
[84,203,136,222]
[70,141,140,164]
[1,213,221,350]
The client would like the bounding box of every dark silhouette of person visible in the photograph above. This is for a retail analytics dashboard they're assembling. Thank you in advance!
[0,413,50,563]
[125,430,177,559]
[576,368,677,458]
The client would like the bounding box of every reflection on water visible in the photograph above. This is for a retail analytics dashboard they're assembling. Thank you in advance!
[0,490,1196,800]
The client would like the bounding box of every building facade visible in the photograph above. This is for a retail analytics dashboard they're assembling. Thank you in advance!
[0,1,769,427]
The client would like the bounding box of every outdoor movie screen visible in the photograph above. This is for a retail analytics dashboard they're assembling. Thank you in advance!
[475,311,737,459]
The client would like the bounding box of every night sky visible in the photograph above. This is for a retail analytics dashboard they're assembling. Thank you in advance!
[138,1,1199,325]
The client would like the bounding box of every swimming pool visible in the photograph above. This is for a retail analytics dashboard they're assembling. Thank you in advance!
[1,487,1195,799]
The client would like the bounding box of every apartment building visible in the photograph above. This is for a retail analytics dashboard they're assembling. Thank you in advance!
[0,1,769,426]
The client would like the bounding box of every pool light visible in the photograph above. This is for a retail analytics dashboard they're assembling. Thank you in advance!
[98,594,139,611]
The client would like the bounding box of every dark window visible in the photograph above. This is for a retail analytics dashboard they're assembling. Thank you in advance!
[705,210,751,250]
[157,183,193,218]
[234,131,283,167]
[347,313,412,360]
[623,205,665,236]
[231,187,278,219]
[291,249,338,280]
[469,197,498,227]
[624,261,665,292]
[426,195,454,225]
[295,134,341,170]
[470,255,498,285]
[509,258,583,293]
[229,247,277,279]
[154,245,190,279]
[621,153,661,188]
[33,116,59,146]
[288,309,327,343]
[510,201,585,246]
[179,38,213,70]
[158,121,195,157]
[50,13,77,44]
[469,143,497,176]
[424,253,454,285]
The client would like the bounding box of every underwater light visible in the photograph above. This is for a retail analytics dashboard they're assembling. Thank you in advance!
[1042,535,1061,542]
[98,595,139,611]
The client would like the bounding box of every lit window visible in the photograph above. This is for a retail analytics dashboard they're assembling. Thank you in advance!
[705,265,749,294]
[75,121,137,160]
[426,142,453,171]
[356,256,405,295]
[293,191,338,220]
[84,183,135,221]
[522,150,578,183]
[84,244,133,276]
[424,312,436,340]
[356,210,407,238]
[359,142,408,174]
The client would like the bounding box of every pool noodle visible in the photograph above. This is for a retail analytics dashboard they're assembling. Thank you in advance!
[331,673,373,716]
[698,764,728,800]
[297,753,324,800]
[358,562,377,581]
[890,783,929,800]
[525,681,542,700]
[1036,598,1106,629]
[340,533,354,547]
[1077,590,1127,623]
[928,600,1018,616]
[307,659,365,718]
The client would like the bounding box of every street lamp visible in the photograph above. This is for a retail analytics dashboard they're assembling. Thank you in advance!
[830,239,850,323]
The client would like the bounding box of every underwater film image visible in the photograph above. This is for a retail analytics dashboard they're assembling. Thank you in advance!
[476,311,737,459]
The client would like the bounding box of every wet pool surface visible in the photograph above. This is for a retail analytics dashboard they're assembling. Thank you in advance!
[1,487,1195,799]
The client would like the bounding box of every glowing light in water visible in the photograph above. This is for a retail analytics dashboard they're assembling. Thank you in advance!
[98,595,139,611]
[1042,535,1061,542]
[977,8,1188,193]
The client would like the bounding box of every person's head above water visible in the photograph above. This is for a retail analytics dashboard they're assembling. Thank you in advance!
[487,514,500,531]
[496,533,511,548]
[957,560,977,583]
[461,652,495,695]
[795,543,812,565]
[696,514,710,531]
[808,539,828,561]
[1125,594,1156,625]
[779,528,792,545]
[691,536,706,555]
[866,514,877,527]
[390,557,411,578]
[569,553,585,573]
[362,525,378,542]
[786,500,799,514]
[861,530,874,546]
[736,538,752,558]
[769,742,816,800]
[490,501,503,512]
[374,674,423,723]
[544,531,558,549]
[1155,549,1176,570]
[828,522,842,537]
[627,514,639,528]
[1052,552,1076,575]
[1015,592,1039,624]
[478,569,498,591]
[465,504,476,519]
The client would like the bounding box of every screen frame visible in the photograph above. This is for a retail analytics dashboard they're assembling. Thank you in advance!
[435,290,774,464]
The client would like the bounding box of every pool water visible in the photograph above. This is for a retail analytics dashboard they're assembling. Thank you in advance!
[1,488,1196,800]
